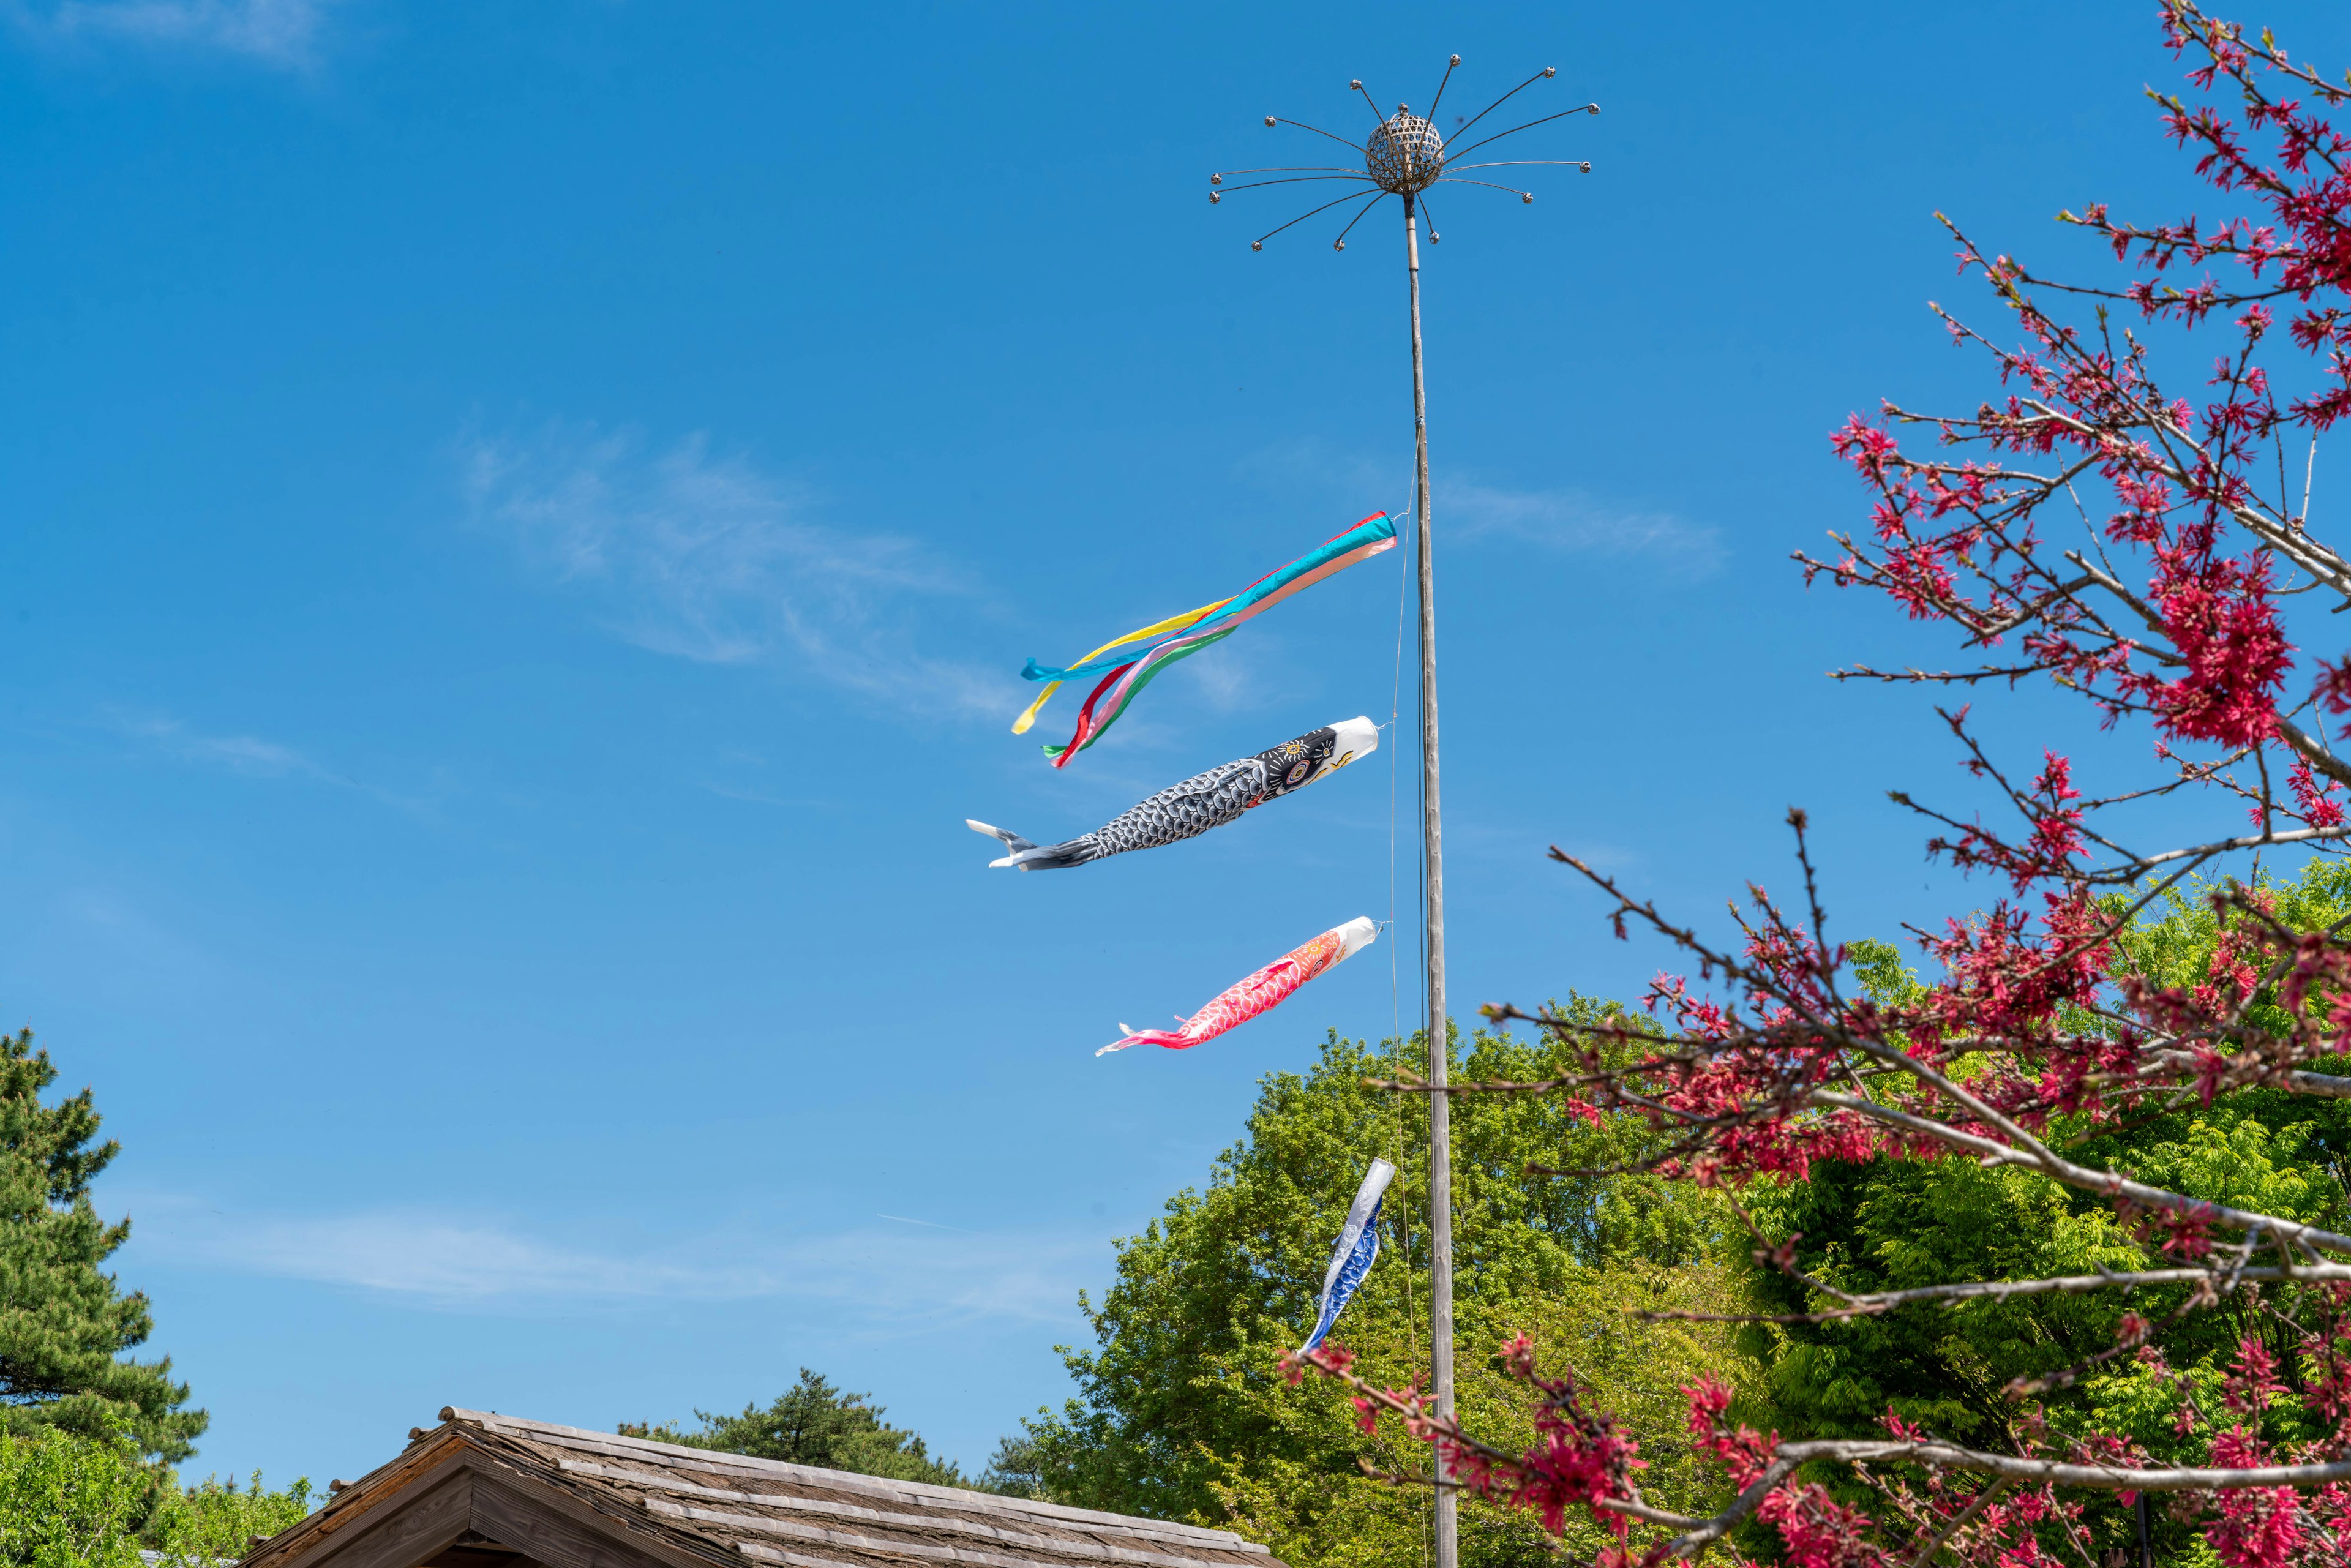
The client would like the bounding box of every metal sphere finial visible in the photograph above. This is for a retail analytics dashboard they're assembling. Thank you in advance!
[1217,58,1592,253]
[1364,110,1444,196]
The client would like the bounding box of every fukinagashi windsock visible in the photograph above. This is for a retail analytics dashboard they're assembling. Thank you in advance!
[966,716,1378,871]
[1097,917,1378,1057]
[1013,514,1397,768]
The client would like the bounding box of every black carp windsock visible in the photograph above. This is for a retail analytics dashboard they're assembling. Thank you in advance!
[967,716,1378,871]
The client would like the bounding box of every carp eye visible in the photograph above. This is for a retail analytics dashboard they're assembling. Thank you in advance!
[1285,759,1312,786]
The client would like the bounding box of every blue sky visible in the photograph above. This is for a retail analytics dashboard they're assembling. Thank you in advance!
[6,0,2349,1492]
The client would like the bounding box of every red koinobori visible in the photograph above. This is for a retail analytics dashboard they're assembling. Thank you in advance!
[1097,917,1378,1056]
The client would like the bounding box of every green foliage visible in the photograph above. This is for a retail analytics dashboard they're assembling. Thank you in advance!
[149,1469,318,1562]
[0,1427,145,1568]
[2093,861,2351,1198]
[0,1029,205,1464]
[1202,1261,1742,1568]
[623,1368,964,1485]
[1738,871,2351,1561]
[977,1433,1048,1498]
[2117,855,2351,998]
[1012,1007,1742,1566]
[0,1421,313,1568]
[1738,1151,2147,1446]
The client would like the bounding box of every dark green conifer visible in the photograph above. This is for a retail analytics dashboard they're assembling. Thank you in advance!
[623,1368,961,1485]
[0,1027,205,1463]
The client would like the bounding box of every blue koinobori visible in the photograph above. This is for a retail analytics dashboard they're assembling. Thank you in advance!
[1300,1157,1398,1354]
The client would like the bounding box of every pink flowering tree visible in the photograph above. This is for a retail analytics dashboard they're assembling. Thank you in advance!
[1285,4,2351,1565]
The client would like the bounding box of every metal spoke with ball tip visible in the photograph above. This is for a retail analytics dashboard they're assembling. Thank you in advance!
[1205,57,1597,1568]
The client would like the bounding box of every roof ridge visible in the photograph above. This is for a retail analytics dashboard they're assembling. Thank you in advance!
[555,1457,1250,1561]
[642,1498,1250,1568]
[435,1408,1261,1551]
[563,1460,1256,1562]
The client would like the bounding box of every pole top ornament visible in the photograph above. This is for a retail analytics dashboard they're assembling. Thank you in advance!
[1365,113,1445,196]
[1213,57,1596,252]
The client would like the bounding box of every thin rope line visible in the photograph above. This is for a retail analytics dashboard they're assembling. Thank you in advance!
[1400,493,1435,1568]
[1385,495,1430,1568]
[1305,521,1423,1529]
[1384,487,1412,1056]
[1386,495,1411,1218]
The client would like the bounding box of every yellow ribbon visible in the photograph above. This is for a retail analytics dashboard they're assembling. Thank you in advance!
[1011,596,1234,734]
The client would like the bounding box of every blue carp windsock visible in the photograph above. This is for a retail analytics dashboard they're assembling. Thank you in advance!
[966,716,1378,871]
[1301,1158,1397,1354]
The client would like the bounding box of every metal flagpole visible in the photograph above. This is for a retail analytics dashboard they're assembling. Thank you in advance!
[1403,187,1457,1568]
[1210,66,1595,1568]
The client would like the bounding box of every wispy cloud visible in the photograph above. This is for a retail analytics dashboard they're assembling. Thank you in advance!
[1176,636,1273,715]
[1235,438,1721,577]
[463,422,999,717]
[1231,438,1406,515]
[101,708,446,816]
[106,711,338,782]
[132,1199,1091,1327]
[1442,480,1725,576]
[6,0,345,67]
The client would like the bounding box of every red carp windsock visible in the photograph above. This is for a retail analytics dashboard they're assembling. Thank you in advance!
[1097,917,1378,1056]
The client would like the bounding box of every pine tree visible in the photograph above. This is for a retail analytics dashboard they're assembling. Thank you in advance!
[622,1369,961,1485]
[0,1027,205,1463]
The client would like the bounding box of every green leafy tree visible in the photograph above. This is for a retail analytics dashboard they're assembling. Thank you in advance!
[0,1029,204,1464]
[1011,1008,1744,1566]
[1734,874,2351,1559]
[977,1433,1048,1497]
[623,1368,962,1485]
[0,1422,312,1568]
[0,1427,145,1568]
[148,1470,318,1562]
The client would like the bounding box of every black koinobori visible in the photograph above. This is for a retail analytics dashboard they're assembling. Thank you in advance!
[967,717,1378,871]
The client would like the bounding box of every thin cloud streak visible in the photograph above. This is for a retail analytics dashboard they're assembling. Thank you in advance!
[1235,438,1721,576]
[132,1201,1092,1329]
[106,711,337,782]
[5,0,345,67]
[463,422,1001,718]
[100,709,449,818]
[1442,479,1725,576]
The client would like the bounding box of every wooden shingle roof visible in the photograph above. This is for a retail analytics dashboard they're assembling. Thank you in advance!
[241,1406,1283,1568]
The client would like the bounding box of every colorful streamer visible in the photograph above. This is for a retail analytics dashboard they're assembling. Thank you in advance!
[1301,1159,1397,1354]
[1014,513,1398,767]
[1009,598,1231,740]
[966,716,1376,871]
[1097,916,1377,1056]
